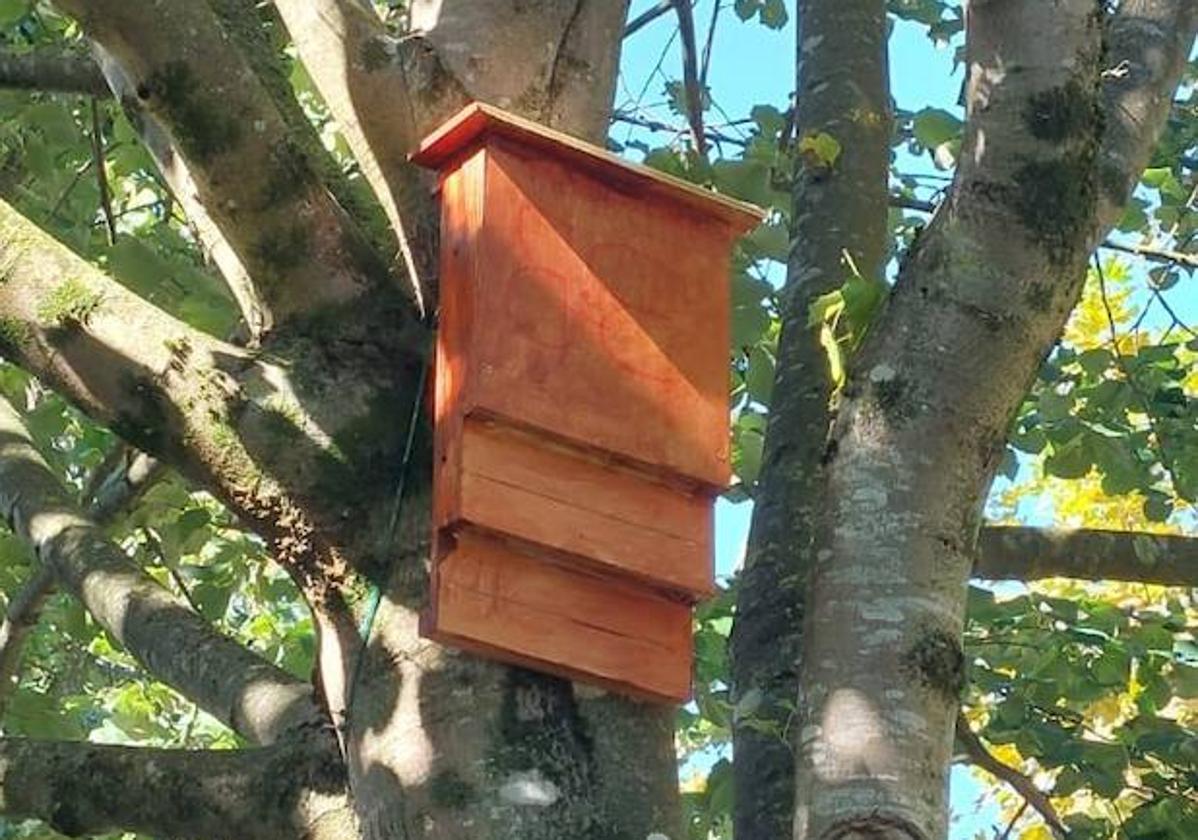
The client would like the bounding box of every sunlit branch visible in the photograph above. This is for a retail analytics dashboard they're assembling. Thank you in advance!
[0,47,108,96]
[1100,239,1198,269]
[0,397,324,744]
[81,446,163,523]
[976,526,1198,586]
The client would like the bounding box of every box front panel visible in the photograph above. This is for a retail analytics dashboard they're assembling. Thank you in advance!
[426,530,693,702]
[467,143,733,489]
[457,417,713,598]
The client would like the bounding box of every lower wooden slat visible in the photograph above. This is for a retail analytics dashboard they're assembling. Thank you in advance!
[457,417,714,599]
[425,531,693,703]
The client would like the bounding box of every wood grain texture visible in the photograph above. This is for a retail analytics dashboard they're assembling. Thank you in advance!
[424,531,693,703]
[454,418,714,599]
[469,141,734,487]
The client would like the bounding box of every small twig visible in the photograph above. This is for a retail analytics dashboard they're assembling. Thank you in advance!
[998,801,1030,840]
[699,0,721,89]
[957,712,1068,837]
[0,565,56,715]
[1094,256,1180,488]
[89,97,117,246]
[1100,239,1198,269]
[89,199,168,226]
[611,110,747,147]
[891,194,938,213]
[625,0,676,38]
[1148,286,1198,339]
[48,157,94,220]
[673,0,707,156]
[143,529,205,618]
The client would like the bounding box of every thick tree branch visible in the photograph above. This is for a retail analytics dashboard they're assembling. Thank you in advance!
[87,45,265,338]
[272,0,444,314]
[0,565,54,717]
[0,736,349,840]
[410,0,631,145]
[976,526,1198,586]
[0,197,421,590]
[0,47,108,96]
[1,441,163,715]
[1097,0,1198,231]
[955,713,1067,837]
[0,196,262,497]
[55,0,411,335]
[0,397,325,744]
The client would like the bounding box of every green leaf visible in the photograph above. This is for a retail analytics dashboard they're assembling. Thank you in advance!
[797,132,842,169]
[733,416,765,486]
[734,0,761,21]
[0,0,28,28]
[711,158,774,206]
[1045,435,1092,479]
[1076,348,1113,378]
[1037,391,1074,421]
[760,0,788,29]
[745,346,775,405]
[911,108,962,149]
[732,298,771,350]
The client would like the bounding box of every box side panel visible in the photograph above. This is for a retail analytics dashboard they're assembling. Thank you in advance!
[426,531,693,702]
[470,143,732,488]
[433,149,488,537]
[457,417,713,598]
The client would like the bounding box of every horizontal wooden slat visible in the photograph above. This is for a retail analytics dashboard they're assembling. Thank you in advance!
[456,418,713,599]
[425,532,693,702]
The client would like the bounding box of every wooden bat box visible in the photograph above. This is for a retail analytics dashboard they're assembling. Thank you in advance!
[412,103,763,703]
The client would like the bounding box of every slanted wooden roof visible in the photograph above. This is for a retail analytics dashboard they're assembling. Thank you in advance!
[411,102,766,233]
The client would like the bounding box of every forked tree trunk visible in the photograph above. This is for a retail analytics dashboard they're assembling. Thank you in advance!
[735,1,1195,839]
[268,3,685,839]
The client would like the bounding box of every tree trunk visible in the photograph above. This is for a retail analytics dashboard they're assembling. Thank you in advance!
[731,2,891,837]
[788,1,1194,838]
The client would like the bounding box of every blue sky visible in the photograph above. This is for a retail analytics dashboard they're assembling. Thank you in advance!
[619,4,1001,836]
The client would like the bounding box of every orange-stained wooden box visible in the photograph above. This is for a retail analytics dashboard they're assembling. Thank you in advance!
[412,103,763,703]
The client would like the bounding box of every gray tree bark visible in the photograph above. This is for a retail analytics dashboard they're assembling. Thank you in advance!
[785,1,1196,838]
[730,1,891,837]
